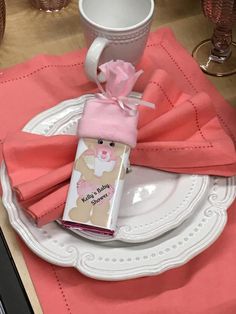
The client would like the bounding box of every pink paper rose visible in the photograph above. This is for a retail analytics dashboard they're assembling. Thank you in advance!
[99,60,143,98]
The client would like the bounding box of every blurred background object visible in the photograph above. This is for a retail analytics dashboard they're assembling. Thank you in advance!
[30,0,70,12]
[0,0,5,44]
[193,0,236,76]
[0,0,235,105]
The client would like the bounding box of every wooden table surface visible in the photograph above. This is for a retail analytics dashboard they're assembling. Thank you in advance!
[0,0,235,313]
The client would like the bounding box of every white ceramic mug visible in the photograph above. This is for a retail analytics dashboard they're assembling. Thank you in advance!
[79,0,154,81]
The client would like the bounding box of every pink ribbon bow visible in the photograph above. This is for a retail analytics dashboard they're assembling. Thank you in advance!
[95,60,155,115]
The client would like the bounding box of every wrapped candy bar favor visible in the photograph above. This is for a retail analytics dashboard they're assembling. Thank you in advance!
[62,60,155,235]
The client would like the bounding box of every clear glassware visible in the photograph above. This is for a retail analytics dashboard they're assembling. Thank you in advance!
[0,0,5,44]
[30,0,70,12]
[192,0,236,77]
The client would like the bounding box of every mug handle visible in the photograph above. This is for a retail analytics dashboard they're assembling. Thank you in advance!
[84,37,110,82]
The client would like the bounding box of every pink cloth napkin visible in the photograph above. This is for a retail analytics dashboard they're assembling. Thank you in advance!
[0,28,236,313]
[3,67,236,226]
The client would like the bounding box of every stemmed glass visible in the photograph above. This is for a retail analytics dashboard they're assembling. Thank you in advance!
[0,0,5,44]
[193,0,236,76]
[30,0,70,12]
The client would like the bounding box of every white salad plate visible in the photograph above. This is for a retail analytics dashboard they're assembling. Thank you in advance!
[1,95,235,281]
[22,94,209,243]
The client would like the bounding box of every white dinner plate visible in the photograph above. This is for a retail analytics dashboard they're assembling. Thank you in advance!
[22,94,209,243]
[1,162,235,281]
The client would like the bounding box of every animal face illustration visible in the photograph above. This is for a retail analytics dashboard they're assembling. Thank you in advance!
[81,138,125,177]
[96,146,114,162]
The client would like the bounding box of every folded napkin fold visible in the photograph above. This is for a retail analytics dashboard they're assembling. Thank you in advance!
[3,69,236,226]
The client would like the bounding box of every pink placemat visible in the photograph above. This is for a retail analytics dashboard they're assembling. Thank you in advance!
[19,200,236,314]
[1,28,236,313]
